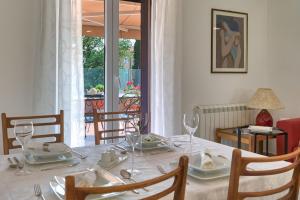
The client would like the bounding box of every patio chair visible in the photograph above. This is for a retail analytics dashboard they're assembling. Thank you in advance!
[93,109,140,145]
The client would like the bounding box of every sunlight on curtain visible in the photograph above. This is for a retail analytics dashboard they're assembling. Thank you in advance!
[33,0,84,147]
[151,0,183,137]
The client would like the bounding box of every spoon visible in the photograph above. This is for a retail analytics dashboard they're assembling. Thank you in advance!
[120,169,149,192]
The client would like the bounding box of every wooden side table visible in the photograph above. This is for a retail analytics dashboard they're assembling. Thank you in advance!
[215,127,266,153]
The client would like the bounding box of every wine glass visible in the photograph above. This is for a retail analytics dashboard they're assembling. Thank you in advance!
[183,112,199,154]
[124,120,141,176]
[14,120,34,176]
[14,120,34,150]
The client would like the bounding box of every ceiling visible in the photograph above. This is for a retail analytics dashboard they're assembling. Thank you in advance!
[82,0,141,40]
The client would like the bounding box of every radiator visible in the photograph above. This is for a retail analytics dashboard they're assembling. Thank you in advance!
[193,104,256,141]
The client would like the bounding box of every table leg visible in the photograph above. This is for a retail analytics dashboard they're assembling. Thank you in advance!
[266,135,269,156]
[254,134,257,153]
[284,133,288,154]
[215,132,221,144]
[237,128,241,149]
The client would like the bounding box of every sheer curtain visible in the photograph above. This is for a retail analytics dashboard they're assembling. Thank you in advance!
[33,0,84,147]
[151,0,183,137]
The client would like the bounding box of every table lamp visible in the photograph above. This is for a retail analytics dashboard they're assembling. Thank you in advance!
[246,88,284,127]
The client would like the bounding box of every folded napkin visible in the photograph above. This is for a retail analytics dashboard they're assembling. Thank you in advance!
[76,169,97,187]
[248,125,272,133]
[200,154,215,170]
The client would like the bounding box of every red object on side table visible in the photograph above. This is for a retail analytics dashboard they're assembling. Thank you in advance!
[276,118,300,155]
[256,109,273,127]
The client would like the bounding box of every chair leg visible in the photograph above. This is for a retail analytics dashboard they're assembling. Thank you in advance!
[84,123,87,138]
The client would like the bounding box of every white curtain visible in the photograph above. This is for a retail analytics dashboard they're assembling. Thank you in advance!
[151,0,183,137]
[33,0,84,147]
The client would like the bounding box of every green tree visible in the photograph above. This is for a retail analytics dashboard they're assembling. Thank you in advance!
[119,39,134,68]
[133,40,141,69]
[82,36,104,69]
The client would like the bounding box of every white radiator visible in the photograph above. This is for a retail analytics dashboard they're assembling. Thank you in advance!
[194,104,256,141]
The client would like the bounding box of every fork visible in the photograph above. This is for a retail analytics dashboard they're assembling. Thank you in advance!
[34,184,45,200]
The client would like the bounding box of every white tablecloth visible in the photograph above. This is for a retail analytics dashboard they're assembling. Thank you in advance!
[0,135,295,200]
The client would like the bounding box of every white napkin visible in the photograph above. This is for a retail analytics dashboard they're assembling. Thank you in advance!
[201,154,215,170]
[248,125,272,133]
[76,167,99,187]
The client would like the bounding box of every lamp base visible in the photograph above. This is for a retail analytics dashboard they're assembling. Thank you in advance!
[256,109,273,127]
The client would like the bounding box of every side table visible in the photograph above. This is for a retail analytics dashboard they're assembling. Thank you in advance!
[250,128,288,156]
[215,127,265,152]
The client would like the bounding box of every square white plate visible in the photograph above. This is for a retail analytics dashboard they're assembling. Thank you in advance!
[188,168,230,180]
[189,154,230,173]
[50,168,125,200]
[23,151,73,165]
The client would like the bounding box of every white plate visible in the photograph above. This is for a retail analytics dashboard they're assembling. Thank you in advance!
[25,142,71,159]
[23,151,74,165]
[97,154,128,169]
[188,168,230,180]
[141,133,164,148]
[49,181,64,200]
[189,154,230,173]
[50,168,125,200]
[136,142,170,151]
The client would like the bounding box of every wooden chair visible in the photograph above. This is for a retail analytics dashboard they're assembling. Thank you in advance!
[1,110,64,155]
[93,109,140,145]
[227,148,300,200]
[65,155,189,200]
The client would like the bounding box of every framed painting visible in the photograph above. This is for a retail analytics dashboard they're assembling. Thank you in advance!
[211,9,248,73]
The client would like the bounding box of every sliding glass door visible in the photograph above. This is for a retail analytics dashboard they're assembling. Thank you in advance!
[82,0,150,137]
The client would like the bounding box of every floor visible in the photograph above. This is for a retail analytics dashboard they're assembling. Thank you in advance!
[84,123,96,146]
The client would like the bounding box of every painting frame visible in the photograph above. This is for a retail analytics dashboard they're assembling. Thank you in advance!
[211,9,248,73]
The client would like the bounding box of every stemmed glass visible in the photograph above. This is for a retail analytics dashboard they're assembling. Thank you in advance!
[183,112,199,155]
[14,120,34,176]
[14,120,34,150]
[124,120,141,176]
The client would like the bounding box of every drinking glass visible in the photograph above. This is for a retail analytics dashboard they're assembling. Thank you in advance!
[183,113,199,154]
[124,121,141,176]
[14,120,34,176]
[14,120,34,150]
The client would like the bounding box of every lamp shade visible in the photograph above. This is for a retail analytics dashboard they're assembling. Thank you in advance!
[247,88,284,110]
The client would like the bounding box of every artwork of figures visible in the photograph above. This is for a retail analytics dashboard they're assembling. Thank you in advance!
[211,9,248,73]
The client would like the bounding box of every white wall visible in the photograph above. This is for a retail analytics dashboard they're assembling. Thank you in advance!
[268,0,300,118]
[182,0,271,113]
[0,0,40,154]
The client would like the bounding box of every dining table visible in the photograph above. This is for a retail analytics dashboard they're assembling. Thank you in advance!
[0,135,295,200]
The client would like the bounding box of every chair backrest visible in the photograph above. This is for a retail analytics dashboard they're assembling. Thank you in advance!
[93,109,140,145]
[228,148,300,200]
[1,110,64,155]
[65,155,189,200]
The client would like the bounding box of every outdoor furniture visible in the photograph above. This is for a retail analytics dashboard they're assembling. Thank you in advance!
[93,109,140,145]
[84,95,105,137]
[65,156,189,200]
[1,110,64,155]
[228,148,300,200]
